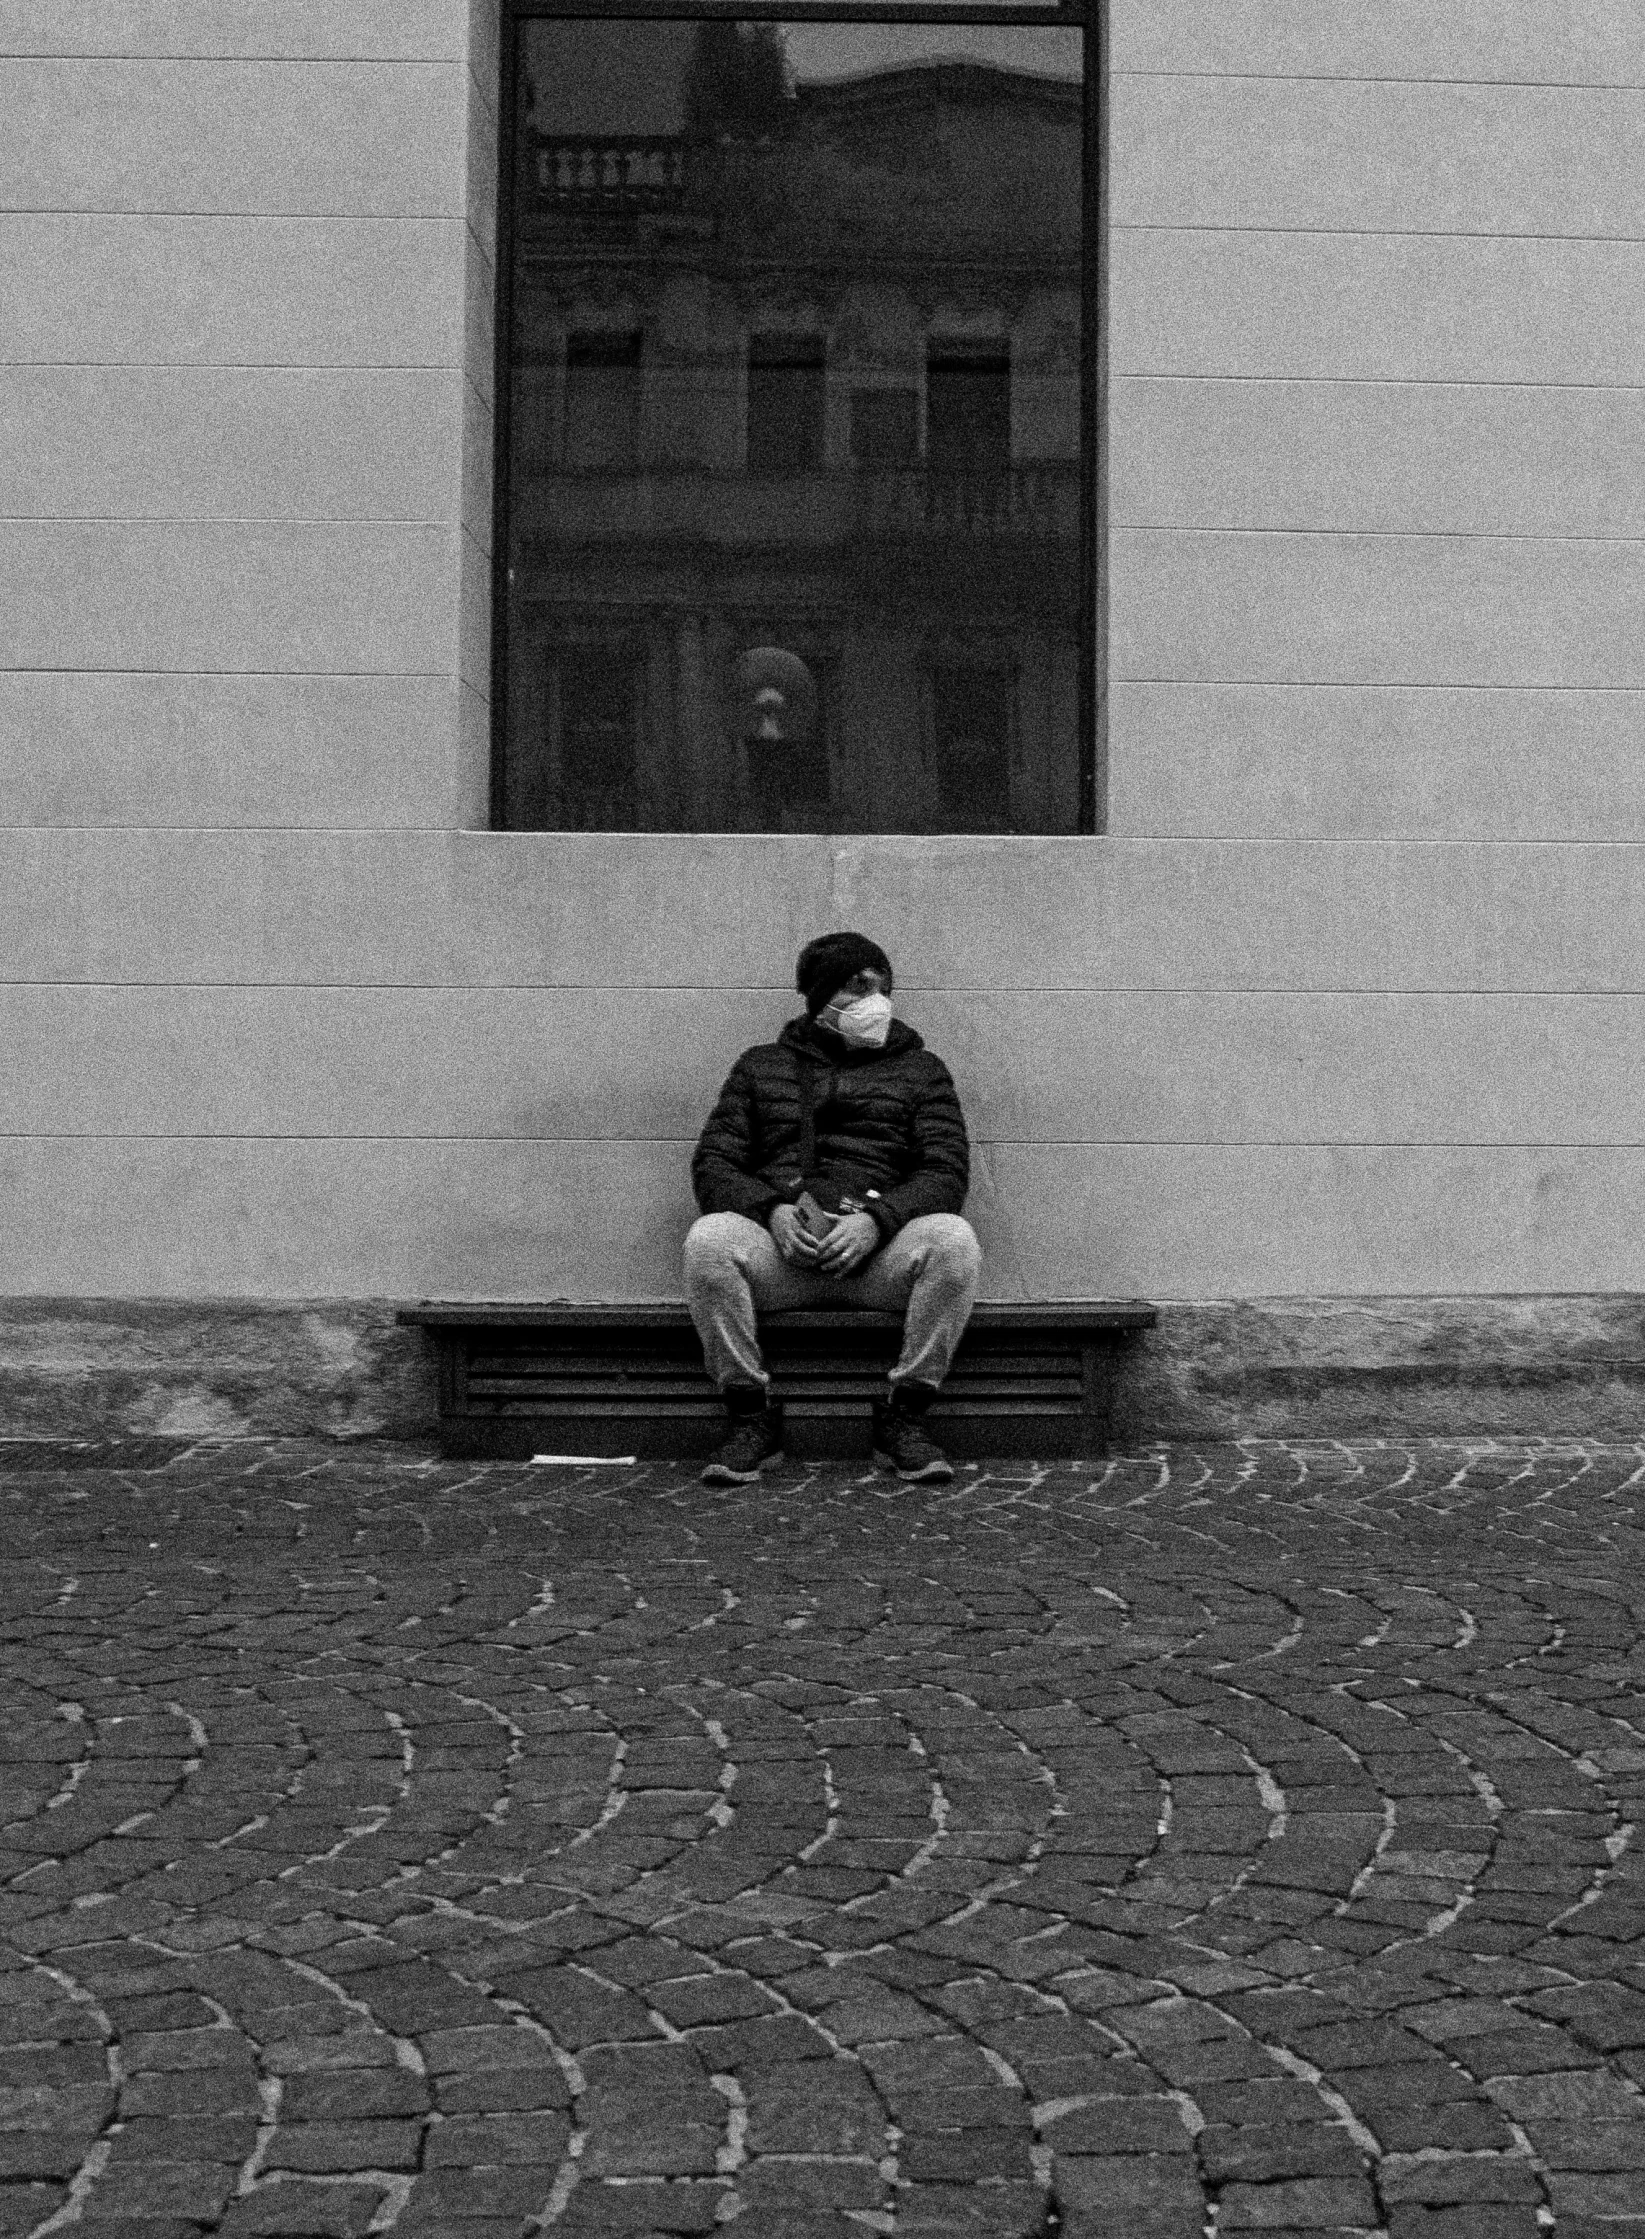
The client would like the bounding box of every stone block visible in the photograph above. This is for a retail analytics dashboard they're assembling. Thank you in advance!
[817,832,1645,996]
[1109,1293,1645,1443]
[0,1296,438,1440]
[1111,0,1645,85]
[461,377,495,546]
[264,2120,423,2171]
[0,671,468,831]
[1218,2174,1378,2225]
[1112,232,1645,385]
[1385,2209,1541,2239]
[1112,378,1645,541]
[1113,76,1645,237]
[463,205,495,411]
[0,2133,87,2180]
[1546,2170,1645,2215]
[386,2168,555,2217]
[1112,527,1645,689]
[0,828,837,990]
[0,3,464,59]
[1488,2070,1641,2123]
[922,987,1645,1152]
[465,56,499,265]
[1523,2121,1645,2169]
[90,2161,238,2217]
[0,2189,67,2235]
[280,2068,430,2118]
[1381,2154,1544,2203]
[470,0,501,93]
[1054,2153,1204,2232]
[0,984,747,1142]
[456,678,493,828]
[459,520,491,698]
[993,1141,1645,1297]
[1106,682,1645,843]
[0,521,458,675]
[424,2111,572,2163]
[0,366,462,524]
[0,213,465,366]
[1,58,464,215]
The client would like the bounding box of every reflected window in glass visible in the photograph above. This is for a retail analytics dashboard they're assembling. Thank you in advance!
[562,333,642,472]
[932,662,1014,831]
[748,336,827,473]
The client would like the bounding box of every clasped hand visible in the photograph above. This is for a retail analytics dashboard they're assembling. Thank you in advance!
[769,1203,880,1277]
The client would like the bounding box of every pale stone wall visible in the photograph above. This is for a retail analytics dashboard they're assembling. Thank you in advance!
[1,0,1642,1327]
[1100,0,1645,1295]
[0,0,497,831]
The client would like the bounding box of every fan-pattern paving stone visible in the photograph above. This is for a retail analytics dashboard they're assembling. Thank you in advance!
[1,1436,1645,2234]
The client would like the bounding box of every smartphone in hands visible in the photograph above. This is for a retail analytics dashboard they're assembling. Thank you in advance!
[794,1190,838,1242]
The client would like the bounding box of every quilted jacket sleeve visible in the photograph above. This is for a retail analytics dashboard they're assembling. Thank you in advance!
[691,1056,785,1224]
[872,1056,970,1237]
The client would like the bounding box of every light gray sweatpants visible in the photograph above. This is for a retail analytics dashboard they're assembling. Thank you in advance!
[683,1210,983,1395]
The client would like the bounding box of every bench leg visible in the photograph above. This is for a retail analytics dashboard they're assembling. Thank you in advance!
[1081,1341,1116,1457]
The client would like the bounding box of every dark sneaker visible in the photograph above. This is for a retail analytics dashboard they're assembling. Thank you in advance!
[871,1398,954,1484]
[701,1404,784,1484]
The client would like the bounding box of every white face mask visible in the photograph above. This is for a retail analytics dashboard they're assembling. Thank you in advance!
[827,991,894,1049]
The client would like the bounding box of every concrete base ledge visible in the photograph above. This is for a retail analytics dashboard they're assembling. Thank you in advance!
[1,1295,1643,1447]
[0,1299,438,1445]
[1111,1294,1645,1445]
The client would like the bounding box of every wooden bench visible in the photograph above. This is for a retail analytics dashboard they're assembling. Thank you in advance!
[399,1300,1158,1461]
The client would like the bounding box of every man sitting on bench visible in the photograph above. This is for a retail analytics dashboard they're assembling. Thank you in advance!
[684,930,982,1486]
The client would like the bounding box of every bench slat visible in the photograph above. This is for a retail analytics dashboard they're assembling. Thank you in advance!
[401,1299,1158,1331]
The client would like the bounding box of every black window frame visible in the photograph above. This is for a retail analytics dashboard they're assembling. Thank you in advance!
[490,0,1106,833]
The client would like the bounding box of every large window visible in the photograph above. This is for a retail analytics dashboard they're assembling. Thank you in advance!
[495,2,1095,832]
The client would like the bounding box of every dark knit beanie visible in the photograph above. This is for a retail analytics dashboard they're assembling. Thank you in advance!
[796,931,894,1016]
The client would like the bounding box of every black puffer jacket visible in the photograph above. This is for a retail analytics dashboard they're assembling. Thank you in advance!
[692,1016,969,1242]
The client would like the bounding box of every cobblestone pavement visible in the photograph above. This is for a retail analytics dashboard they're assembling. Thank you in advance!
[3,1439,1645,2239]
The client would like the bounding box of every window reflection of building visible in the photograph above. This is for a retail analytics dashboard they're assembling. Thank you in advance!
[556,646,643,829]
[932,663,1015,833]
[849,388,918,472]
[504,635,648,831]
[926,347,1013,479]
[504,25,1084,833]
[747,336,826,473]
[561,334,643,472]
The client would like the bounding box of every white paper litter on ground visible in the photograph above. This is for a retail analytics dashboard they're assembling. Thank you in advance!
[529,1453,637,1466]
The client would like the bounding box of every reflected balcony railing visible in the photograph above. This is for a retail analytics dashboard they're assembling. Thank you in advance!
[517,465,1080,545]
[854,468,1076,538]
[531,136,692,213]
